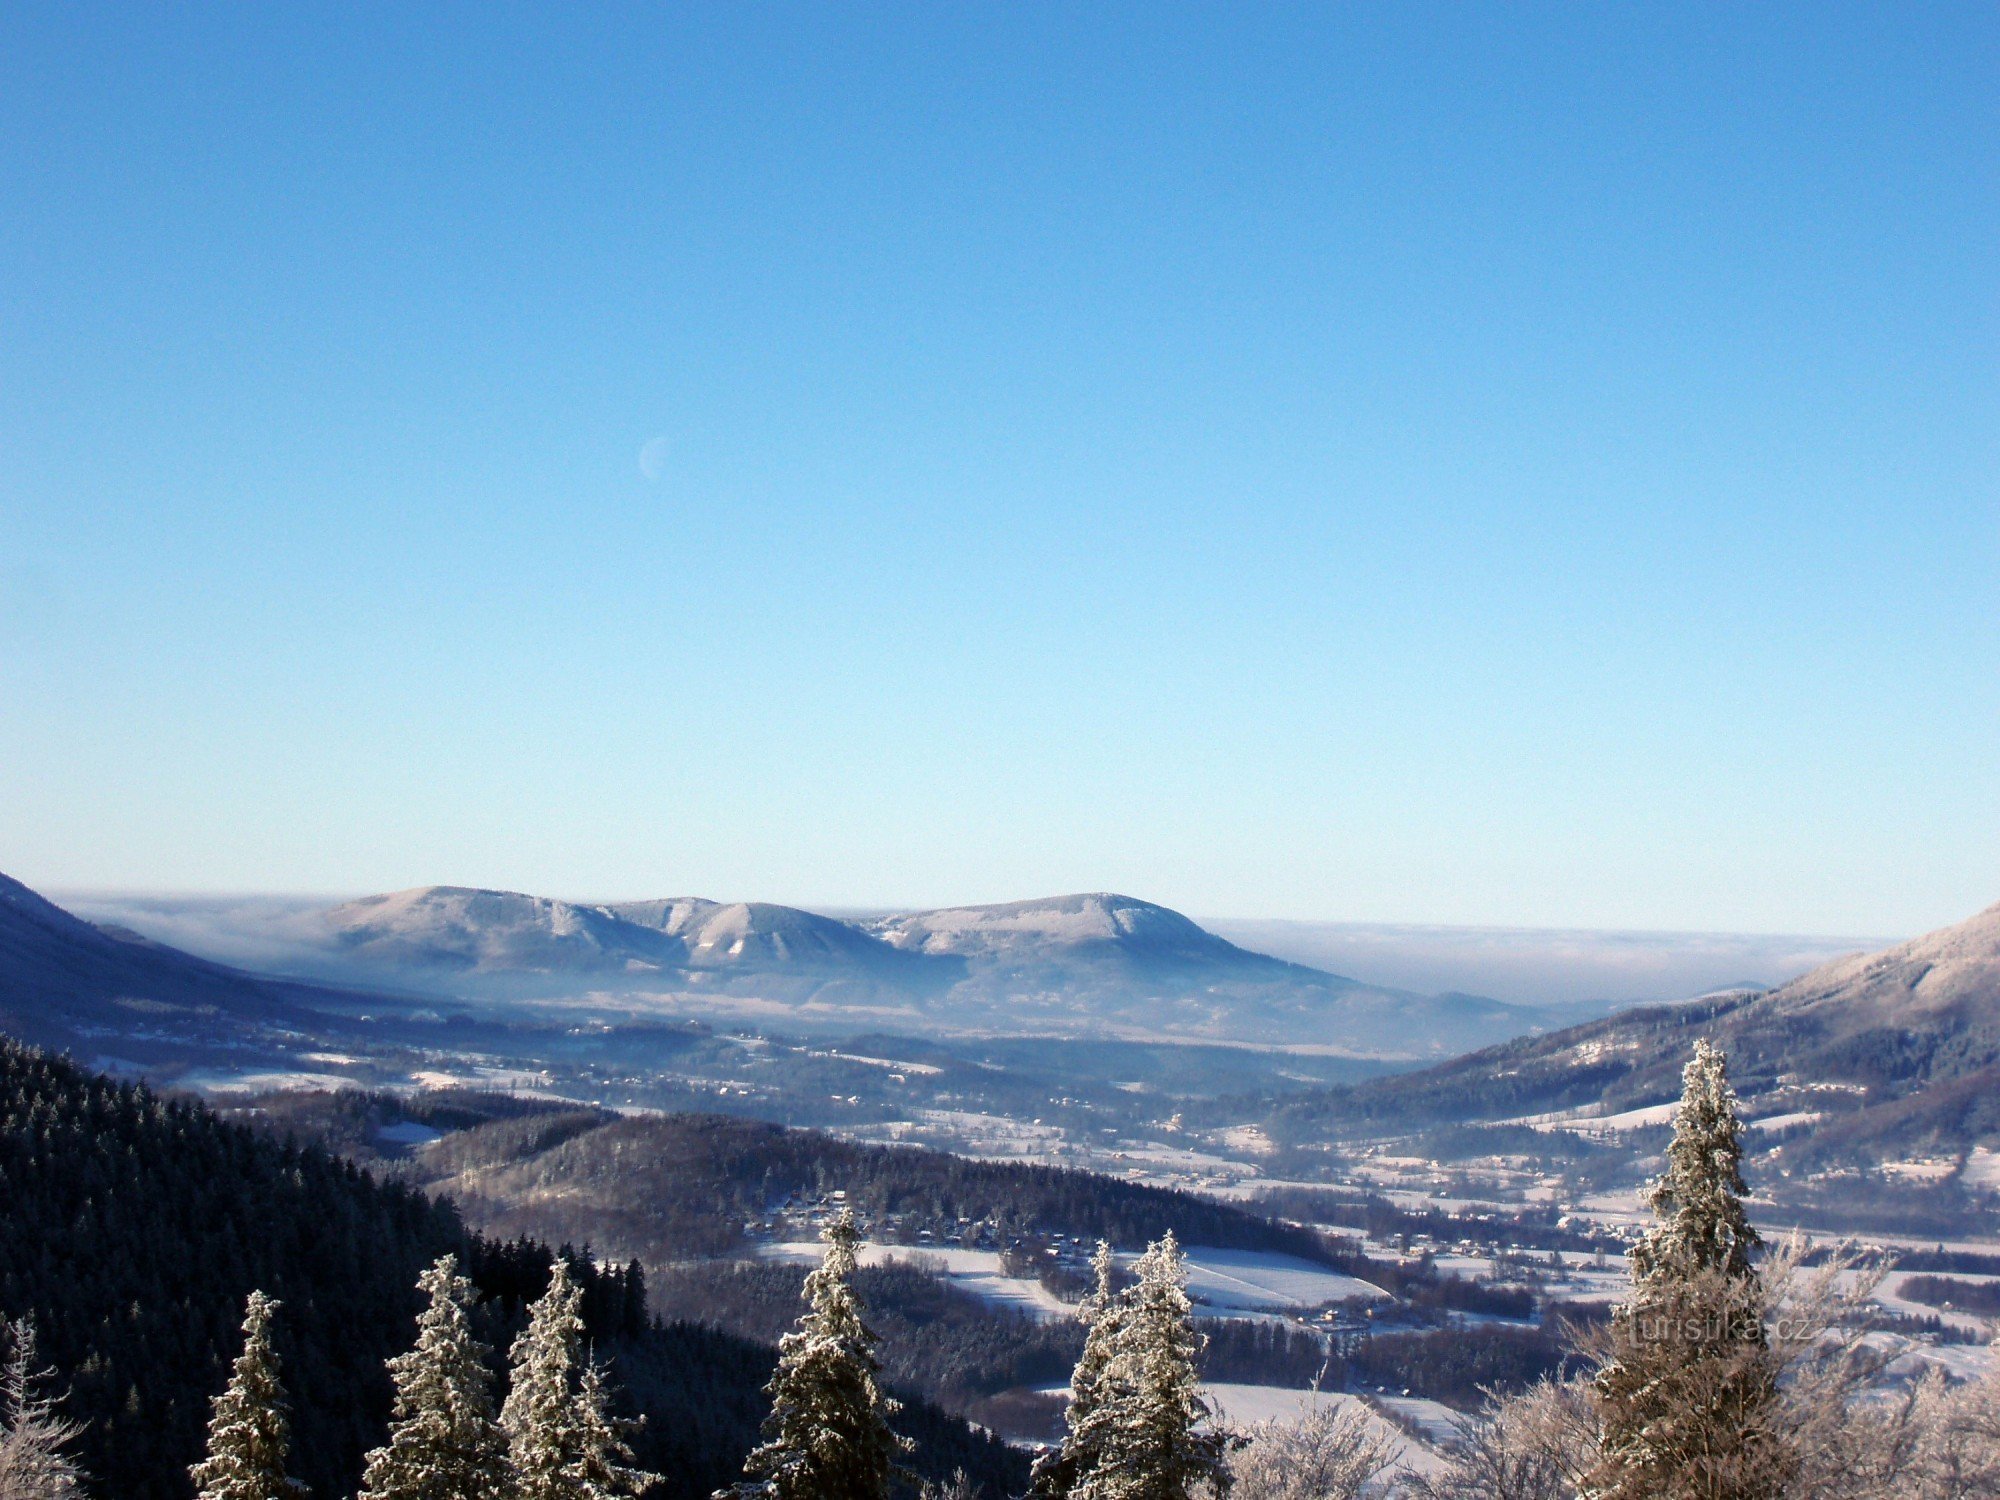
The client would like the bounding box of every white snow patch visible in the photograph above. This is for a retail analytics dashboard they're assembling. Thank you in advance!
[377,1121,445,1147]
[1174,1247,1390,1311]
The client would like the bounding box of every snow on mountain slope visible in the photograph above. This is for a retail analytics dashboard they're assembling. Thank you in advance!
[607,898,917,971]
[1275,897,2000,1174]
[48,878,1555,1056]
[325,886,685,973]
[1758,900,2000,1026]
[868,893,1264,967]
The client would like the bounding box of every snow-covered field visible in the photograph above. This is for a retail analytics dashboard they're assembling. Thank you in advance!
[1875,1271,1999,1338]
[756,1240,1388,1323]
[757,1242,1077,1322]
[1174,1246,1390,1311]
[1120,1384,1446,1478]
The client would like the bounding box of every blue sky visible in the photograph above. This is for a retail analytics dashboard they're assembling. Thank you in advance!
[1,4,1993,934]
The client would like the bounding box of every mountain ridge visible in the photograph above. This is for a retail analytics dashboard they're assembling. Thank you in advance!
[1265,897,2000,1197]
[310,883,1539,1054]
[7,872,1553,1057]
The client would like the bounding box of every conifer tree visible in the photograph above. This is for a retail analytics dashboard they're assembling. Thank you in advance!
[718,1209,908,1500]
[1588,1040,1787,1499]
[1632,1037,1761,1287]
[1030,1241,1128,1499]
[567,1356,659,1500]
[0,1316,88,1500]
[189,1291,310,1500]
[502,1260,588,1500]
[358,1255,508,1500]
[501,1258,656,1500]
[1073,1232,1232,1500]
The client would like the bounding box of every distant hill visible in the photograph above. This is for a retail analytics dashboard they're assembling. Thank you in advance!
[190,883,1546,1056]
[327,885,688,973]
[1267,900,2000,1210]
[379,1099,1342,1266]
[868,892,1267,966]
[19,872,1568,1057]
[0,870,341,1061]
[861,891,1545,1055]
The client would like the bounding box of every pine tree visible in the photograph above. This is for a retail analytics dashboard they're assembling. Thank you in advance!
[0,1316,89,1500]
[500,1258,656,1500]
[358,1255,509,1500]
[1030,1241,1129,1499]
[1588,1040,1787,1499]
[189,1291,309,1500]
[718,1209,909,1500]
[1073,1232,1232,1500]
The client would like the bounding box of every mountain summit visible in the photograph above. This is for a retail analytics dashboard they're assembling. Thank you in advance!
[867,892,1269,967]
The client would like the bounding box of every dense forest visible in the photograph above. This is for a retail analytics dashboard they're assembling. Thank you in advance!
[0,1041,1023,1498]
[246,1091,1341,1266]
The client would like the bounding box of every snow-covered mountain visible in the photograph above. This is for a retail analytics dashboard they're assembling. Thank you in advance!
[30,877,1564,1057]
[1275,898,2000,1190]
[608,897,932,974]
[867,893,1260,966]
[328,886,685,973]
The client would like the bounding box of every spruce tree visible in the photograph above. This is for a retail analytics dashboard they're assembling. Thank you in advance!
[1632,1037,1761,1286]
[718,1209,908,1500]
[568,1356,659,1499]
[189,1291,309,1500]
[502,1260,588,1500]
[500,1258,656,1500]
[1030,1241,1128,1500]
[1073,1232,1232,1500]
[358,1255,508,1500]
[1588,1040,1787,1499]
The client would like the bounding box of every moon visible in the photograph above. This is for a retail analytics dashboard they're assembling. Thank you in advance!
[638,434,673,481]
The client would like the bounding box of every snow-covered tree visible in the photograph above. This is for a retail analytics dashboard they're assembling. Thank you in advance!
[1072,1232,1233,1500]
[1407,1376,1596,1500]
[1228,1388,1398,1500]
[498,1258,657,1500]
[718,1209,908,1500]
[567,1355,658,1499]
[1631,1039,1761,1288]
[358,1254,509,1500]
[1586,1040,1787,1499]
[0,1316,88,1500]
[1031,1241,1129,1500]
[502,1258,592,1500]
[1906,1358,2000,1498]
[189,1291,310,1500]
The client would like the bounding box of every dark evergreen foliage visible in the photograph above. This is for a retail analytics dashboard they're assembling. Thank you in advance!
[0,1041,1024,1499]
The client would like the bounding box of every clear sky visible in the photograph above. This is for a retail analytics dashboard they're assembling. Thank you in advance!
[1,4,1994,935]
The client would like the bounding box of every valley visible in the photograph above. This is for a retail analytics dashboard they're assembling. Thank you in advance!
[5,866,1999,1489]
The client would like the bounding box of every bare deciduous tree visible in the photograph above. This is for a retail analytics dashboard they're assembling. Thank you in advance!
[1228,1388,1399,1500]
[1405,1376,1595,1500]
[0,1317,88,1500]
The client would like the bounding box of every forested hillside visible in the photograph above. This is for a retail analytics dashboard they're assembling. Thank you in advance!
[394,1104,1338,1264]
[0,1042,1023,1498]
